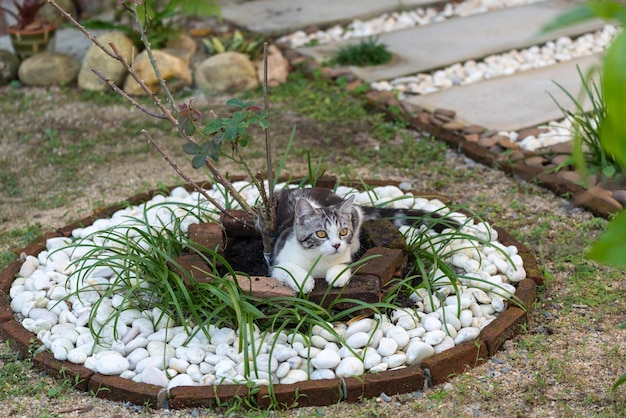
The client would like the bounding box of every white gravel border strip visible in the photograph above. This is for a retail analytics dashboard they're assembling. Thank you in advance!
[278,0,546,48]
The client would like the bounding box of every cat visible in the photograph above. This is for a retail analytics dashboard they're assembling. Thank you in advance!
[270,187,459,294]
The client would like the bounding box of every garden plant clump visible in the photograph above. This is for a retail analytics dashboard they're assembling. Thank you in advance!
[9,178,527,394]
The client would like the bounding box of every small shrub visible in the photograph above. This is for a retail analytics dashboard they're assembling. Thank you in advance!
[550,65,622,183]
[333,37,392,67]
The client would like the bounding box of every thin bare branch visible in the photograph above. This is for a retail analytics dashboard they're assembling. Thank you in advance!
[127,3,178,110]
[90,68,166,119]
[141,130,253,227]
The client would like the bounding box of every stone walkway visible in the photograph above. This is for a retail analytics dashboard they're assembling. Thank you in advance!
[223,0,605,133]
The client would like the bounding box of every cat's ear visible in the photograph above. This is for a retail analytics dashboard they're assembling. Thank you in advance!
[339,195,356,213]
[295,198,316,221]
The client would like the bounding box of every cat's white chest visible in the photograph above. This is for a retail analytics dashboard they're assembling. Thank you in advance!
[274,235,351,278]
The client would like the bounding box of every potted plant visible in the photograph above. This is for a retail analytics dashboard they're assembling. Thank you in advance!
[0,0,56,59]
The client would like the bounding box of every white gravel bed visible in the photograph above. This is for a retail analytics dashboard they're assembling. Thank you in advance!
[9,183,526,391]
[277,0,545,48]
[372,25,617,97]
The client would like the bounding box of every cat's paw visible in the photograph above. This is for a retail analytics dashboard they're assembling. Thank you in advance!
[326,264,351,288]
[271,264,315,294]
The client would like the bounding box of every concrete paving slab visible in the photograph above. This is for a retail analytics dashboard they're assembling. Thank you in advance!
[405,54,601,131]
[298,0,604,82]
[220,0,446,35]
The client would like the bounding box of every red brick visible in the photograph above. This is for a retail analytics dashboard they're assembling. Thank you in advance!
[15,232,60,257]
[479,306,527,356]
[55,215,99,237]
[421,340,488,386]
[494,227,529,253]
[168,383,253,409]
[88,373,166,409]
[0,320,40,358]
[344,366,425,403]
[518,250,544,286]
[256,379,343,409]
[0,291,12,323]
[171,253,213,287]
[32,351,94,391]
[220,210,257,237]
[515,278,537,312]
[309,274,380,312]
[235,275,296,299]
[188,222,224,251]
[0,259,22,294]
[360,219,408,252]
[355,247,406,286]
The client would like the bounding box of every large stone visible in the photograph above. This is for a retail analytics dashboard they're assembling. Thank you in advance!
[123,49,192,95]
[0,50,20,84]
[78,31,135,91]
[18,52,80,86]
[163,33,197,65]
[255,44,289,87]
[194,51,258,93]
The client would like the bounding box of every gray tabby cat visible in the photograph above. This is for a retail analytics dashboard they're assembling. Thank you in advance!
[270,187,458,293]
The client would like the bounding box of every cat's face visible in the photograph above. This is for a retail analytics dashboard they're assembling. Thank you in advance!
[294,197,356,256]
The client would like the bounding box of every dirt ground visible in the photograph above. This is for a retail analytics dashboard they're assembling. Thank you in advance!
[1,83,625,417]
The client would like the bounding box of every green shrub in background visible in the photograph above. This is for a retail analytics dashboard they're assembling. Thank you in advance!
[551,65,622,182]
[333,37,392,67]
[82,0,220,48]
[544,0,626,391]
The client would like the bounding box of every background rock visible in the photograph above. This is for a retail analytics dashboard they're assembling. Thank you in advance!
[78,32,135,91]
[0,50,19,84]
[255,44,290,87]
[18,52,80,86]
[194,51,258,93]
[123,49,192,95]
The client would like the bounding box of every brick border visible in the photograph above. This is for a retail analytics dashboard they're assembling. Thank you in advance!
[0,179,542,409]
[362,91,621,220]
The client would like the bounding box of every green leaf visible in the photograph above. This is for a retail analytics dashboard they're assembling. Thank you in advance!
[182,142,200,155]
[226,98,246,109]
[613,372,626,392]
[541,5,597,33]
[204,118,225,135]
[600,32,626,169]
[602,165,616,178]
[224,124,238,141]
[587,210,626,268]
[191,154,206,169]
[588,2,626,24]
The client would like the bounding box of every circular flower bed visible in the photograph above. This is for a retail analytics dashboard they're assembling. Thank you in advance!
[0,179,542,409]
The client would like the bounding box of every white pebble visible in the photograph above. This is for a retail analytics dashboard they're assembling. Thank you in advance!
[423,330,446,346]
[376,337,399,357]
[454,327,481,344]
[405,340,435,365]
[311,348,341,369]
[280,369,309,384]
[96,352,130,375]
[168,373,194,389]
[141,366,169,387]
[335,357,365,378]
[310,369,336,380]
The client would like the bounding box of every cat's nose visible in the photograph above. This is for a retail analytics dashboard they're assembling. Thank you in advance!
[332,243,340,249]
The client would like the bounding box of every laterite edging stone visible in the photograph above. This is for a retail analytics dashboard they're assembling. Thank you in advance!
[0,179,542,409]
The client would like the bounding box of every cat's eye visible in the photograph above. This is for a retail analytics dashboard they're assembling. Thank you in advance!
[339,228,349,237]
[316,231,327,238]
